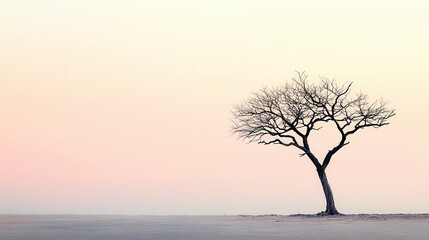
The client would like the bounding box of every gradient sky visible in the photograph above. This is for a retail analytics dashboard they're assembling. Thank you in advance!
[1,0,428,215]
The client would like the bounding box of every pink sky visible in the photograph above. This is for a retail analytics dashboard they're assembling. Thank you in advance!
[1,1,428,214]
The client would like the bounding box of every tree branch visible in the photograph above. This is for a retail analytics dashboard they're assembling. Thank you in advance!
[232,71,395,171]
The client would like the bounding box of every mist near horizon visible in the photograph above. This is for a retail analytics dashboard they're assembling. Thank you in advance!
[0,0,428,215]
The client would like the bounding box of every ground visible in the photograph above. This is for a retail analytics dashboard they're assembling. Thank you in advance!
[1,214,429,240]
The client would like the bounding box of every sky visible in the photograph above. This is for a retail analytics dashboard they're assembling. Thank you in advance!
[0,0,428,215]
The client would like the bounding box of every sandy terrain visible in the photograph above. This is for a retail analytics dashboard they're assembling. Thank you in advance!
[1,214,428,240]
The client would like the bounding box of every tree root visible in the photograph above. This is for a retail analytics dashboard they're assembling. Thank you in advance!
[316,210,342,216]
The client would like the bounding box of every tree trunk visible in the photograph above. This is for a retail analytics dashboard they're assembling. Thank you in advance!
[317,169,340,215]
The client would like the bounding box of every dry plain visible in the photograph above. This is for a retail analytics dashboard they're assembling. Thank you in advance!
[1,214,428,240]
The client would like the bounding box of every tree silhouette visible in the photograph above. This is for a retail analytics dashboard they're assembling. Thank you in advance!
[232,72,395,215]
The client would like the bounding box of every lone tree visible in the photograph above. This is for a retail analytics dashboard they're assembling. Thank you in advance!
[232,72,395,215]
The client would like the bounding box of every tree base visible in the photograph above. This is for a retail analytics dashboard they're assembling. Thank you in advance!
[316,210,342,216]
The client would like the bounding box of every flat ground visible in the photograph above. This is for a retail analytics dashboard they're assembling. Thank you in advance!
[1,214,429,240]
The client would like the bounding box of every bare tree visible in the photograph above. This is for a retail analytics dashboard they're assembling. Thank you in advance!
[231,72,395,215]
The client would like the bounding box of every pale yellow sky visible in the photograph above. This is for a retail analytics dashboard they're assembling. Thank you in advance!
[0,0,428,214]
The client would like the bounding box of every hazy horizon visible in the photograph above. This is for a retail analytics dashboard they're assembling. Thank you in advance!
[1,0,428,215]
